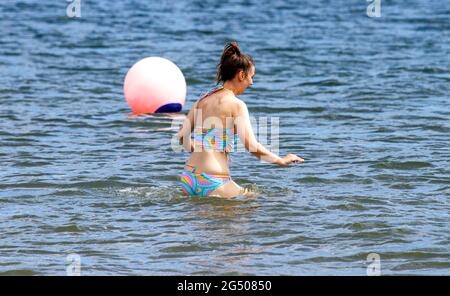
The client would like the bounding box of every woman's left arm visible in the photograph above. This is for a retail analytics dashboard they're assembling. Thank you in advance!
[177,101,197,152]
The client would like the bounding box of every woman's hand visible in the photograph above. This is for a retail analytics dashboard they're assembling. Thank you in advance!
[277,154,304,166]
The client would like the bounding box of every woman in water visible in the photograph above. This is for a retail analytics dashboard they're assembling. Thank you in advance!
[178,42,304,198]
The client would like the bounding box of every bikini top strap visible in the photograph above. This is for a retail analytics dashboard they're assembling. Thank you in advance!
[198,86,224,102]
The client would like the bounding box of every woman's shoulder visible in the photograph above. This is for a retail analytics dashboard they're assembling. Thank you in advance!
[225,96,248,118]
[217,93,246,114]
[212,90,242,104]
[194,88,245,112]
[231,96,247,109]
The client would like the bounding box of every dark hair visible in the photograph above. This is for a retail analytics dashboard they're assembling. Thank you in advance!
[216,42,254,83]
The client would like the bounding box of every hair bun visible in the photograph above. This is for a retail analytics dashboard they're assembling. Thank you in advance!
[225,41,241,56]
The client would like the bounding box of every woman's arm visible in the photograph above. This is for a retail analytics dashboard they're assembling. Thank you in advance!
[177,101,197,152]
[234,99,304,166]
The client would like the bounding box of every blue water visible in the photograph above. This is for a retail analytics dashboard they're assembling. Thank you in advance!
[0,0,449,275]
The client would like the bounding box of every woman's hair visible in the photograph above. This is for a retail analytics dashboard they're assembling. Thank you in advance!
[216,41,254,83]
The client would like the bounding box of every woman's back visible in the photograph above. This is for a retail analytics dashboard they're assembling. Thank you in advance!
[195,88,236,130]
[187,88,238,175]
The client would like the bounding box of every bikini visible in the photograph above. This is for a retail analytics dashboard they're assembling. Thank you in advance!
[180,88,238,197]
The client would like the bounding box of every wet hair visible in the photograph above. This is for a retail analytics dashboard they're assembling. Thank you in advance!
[216,41,254,83]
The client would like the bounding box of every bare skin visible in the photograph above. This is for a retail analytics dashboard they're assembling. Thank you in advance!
[178,65,304,198]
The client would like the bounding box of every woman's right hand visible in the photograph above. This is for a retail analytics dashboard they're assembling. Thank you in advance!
[278,154,304,166]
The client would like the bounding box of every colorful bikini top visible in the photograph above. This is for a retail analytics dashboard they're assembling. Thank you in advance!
[193,127,237,153]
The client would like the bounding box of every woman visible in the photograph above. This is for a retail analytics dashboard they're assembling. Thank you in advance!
[178,42,304,198]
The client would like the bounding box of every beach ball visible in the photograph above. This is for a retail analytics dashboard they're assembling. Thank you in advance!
[124,57,186,114]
